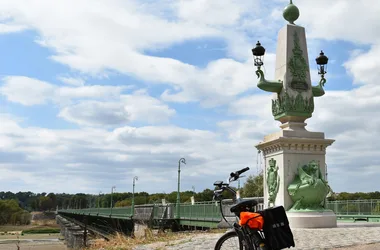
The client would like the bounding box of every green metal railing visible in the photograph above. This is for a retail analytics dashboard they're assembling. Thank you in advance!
[60,207,133,218]
[327,199,380,215]
[58,199,380,224]
[180,201,222,221]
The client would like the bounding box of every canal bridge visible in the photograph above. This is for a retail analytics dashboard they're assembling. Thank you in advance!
[56,199,380,247]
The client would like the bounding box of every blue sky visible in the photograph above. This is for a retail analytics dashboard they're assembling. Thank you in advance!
[0,0,379,195]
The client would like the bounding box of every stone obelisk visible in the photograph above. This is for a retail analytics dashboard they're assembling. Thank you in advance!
[253,0,337,228]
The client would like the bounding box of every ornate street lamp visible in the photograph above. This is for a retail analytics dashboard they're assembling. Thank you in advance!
[132,176,138,216]
[176,158,186,219]
[251,41,283,93]
[97,191,102,214]
[316,50,329,82]
[311,50,329,97]
[251,41,265,69]
[110,186,116,215]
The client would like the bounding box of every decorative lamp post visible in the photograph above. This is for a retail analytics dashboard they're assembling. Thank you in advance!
[176,158,186,219]
[97,191,102,214]
[251,41,265,69]
[312,50,329,97]
[253,0,336,228]
[251,41,283,94]
[110,186,116,215]
[316,51,328,80]
[132,176,138,216]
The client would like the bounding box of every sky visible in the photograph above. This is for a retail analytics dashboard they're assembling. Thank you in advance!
[0,0,379,195]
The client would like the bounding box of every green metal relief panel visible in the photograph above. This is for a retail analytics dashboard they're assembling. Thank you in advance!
[272,30,315,121]
[272,92,314,120]
[267,158,280,207]
[288,31,309,92]
[287,160,331,211]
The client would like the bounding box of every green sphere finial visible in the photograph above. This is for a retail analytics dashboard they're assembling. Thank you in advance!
[283,0,300,24]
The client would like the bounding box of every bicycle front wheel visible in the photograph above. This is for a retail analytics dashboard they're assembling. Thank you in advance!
[214,231,244,250]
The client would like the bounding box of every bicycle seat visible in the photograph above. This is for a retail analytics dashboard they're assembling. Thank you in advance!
[230,199,258,214]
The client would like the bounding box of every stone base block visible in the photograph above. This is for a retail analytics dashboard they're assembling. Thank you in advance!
[287,211,337,228]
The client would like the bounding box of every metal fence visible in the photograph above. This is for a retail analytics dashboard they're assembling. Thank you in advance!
[326,199,380,215]
[59,199,380,220]
[60,207,133,218]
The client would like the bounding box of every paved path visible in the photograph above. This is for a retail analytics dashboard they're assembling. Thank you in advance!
[134,225,380,250]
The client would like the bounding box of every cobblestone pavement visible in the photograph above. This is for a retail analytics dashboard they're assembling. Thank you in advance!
[134,226,380,250]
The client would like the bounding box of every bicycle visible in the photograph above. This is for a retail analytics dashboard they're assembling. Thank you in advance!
[213,167,295,250]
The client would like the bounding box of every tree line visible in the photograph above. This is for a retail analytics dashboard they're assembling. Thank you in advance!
[1,173,379,212]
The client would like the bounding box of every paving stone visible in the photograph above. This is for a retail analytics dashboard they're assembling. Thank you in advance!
[134,225,380,250]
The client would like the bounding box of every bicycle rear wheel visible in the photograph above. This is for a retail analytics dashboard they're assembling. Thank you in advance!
[214,231,244,250]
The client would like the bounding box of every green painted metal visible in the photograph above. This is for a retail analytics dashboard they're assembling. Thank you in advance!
[176,158,186,219]
[326,199,380,215]
[256,69,283,93]
[59,207,132,218]
[179,201,222,221]
[267,158,280,207]
[132,176,138,216]
[312,78,326,97]
[288,160,332,211]
[288,31,309,92]
[179,219,220,228]
[283,0,300,25]
[58,199,380,229]
[272,92,314,120]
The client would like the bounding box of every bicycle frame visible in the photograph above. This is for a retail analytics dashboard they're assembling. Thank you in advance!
[213,168,266,250]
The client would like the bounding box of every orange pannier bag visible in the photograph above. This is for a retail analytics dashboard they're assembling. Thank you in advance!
[239,212,264,230]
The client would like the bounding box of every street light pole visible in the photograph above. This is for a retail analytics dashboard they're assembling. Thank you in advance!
[110,186,116,215]
[176,158,186,219]
[97,191,102,214]
[132,176,138,216]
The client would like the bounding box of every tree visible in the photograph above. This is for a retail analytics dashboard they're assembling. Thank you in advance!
[39,196,54,211]
[0,199,31,225]
[242,173,263,197]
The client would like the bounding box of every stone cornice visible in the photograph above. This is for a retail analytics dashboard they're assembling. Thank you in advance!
[255,137,335,155]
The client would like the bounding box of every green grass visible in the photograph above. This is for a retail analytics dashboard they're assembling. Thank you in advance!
[22,228,60,234]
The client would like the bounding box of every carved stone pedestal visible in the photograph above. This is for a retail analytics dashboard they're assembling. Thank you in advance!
[251,0,337,228]
[256,124,337,228]
[287,211,337,228]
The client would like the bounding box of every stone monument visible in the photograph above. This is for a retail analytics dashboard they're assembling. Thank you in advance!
[252,0,336,228]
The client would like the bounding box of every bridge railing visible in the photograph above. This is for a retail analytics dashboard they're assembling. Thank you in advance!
[326,199,380,215]
[58,199,380,221]
[179,201,222,221]
[59,207,133,218]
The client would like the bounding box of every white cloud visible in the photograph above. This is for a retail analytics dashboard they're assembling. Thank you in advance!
[0,76,128,106]
[0,0,278,106]
[0,76,54,106]
[58,101,130,127]
[0,115,246,193]
[58,91,176,126]
[0,23,27,33]
[175,0,256,26]
[58,77,85,86]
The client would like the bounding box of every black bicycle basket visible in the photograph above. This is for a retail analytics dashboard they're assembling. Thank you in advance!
[259,206,295,250]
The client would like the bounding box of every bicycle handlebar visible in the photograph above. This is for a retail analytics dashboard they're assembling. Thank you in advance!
[230,167,250,181]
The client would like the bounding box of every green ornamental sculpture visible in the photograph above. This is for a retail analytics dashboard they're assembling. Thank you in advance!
[267,158,280,207]
[287,160,332,211]
[251,0,329,123]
